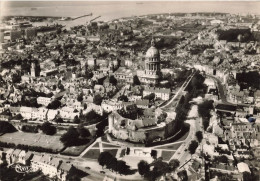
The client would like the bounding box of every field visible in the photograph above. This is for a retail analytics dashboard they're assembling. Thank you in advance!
[0,132,64,151]
[61,145,88,156]
[82,149,100,159]
[61,139,95,156]
[161,151,175,161]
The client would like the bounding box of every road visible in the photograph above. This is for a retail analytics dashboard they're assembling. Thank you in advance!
[206,74,230,104]
[170,105,201,167]
[161,71,197,109]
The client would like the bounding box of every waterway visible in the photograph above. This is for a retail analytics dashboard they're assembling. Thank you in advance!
[1,1,260,28]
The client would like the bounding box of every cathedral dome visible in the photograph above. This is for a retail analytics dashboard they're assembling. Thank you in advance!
[146,38,159,58]
[146,46,159,58]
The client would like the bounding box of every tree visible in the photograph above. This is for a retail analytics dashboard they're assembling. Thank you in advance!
[152,160,170,178]
[195,131,203,143]
[169,159,180,172]
[55,117,63,123]
[93,94,103,105]
[118,95,128,102]
[117,160,129,175]
[60,126,79,147]
[85,68,93,79]
[106,157,117,172]
[138,160,150,176]
[83,103,87,110]
[73,115,80,124]
[243,172,252,181]
[41,122,56,135]
[198,100,214,118]
[177,170,188,181]
[151,150,157,160]
[0,121,16,133]
[144,93,155,101]
[188,140,199,154]
[77,124,91,138]
[98,151,112,168]
[47,100,61,109]
[77,92,83,102]
[133,75,141,86]
[157,112,167,124]
[109,75,117,86]
[218,155,228,164]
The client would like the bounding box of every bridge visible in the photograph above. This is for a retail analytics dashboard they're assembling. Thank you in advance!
[71,13,93,21]
[90,15,101,22]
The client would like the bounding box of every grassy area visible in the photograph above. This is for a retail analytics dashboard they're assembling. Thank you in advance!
[161,151,175,162]
[61,145,88,156]
[92,142,100,148]
[82,149,100,160]
[0,132,63,151]
[61,139,95,156]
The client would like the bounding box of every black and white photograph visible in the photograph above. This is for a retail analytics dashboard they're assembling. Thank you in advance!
[0,1,260,180]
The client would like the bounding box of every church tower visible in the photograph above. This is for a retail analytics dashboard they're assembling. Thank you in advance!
[144,38,161,84]
[31,62,36,77]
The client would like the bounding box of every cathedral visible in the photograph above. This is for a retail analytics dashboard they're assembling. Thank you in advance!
[137,38,161,84]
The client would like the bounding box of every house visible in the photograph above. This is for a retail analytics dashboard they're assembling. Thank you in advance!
[31,154,75,180]
[31,154,62,178]
[143,87,171,101]
[20,106,33,119]
[11,149,22,164]
[114,67,134,83]
[57,162,75,181]
[60,106,79,121]
[37,97,52,106]
[237,162,251,173]
[31,107,48,120]
[18,150,33,165]
[207,134,219,146]
[0,150,5,165]
[5,148,14,165]
[254,90,260,107]
[136,99,150,109]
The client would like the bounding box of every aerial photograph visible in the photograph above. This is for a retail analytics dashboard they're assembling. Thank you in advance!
[0,1,260,181]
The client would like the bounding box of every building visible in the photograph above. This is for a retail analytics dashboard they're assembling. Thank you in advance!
[108,108,180,143]
[0,30,4,43]
[31,62,36,77]
[138,38,161,84]
[114,67,134,83]
[37,97,52,106]
[31,154,61,178]
[18,150,33,165]
[5,149,14,165]
[143,87,171,101]
[25,28,37,39]
[30,154,75,180]
[10,30,22,42]
[237,162,251,173]
[136,99,150,109]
